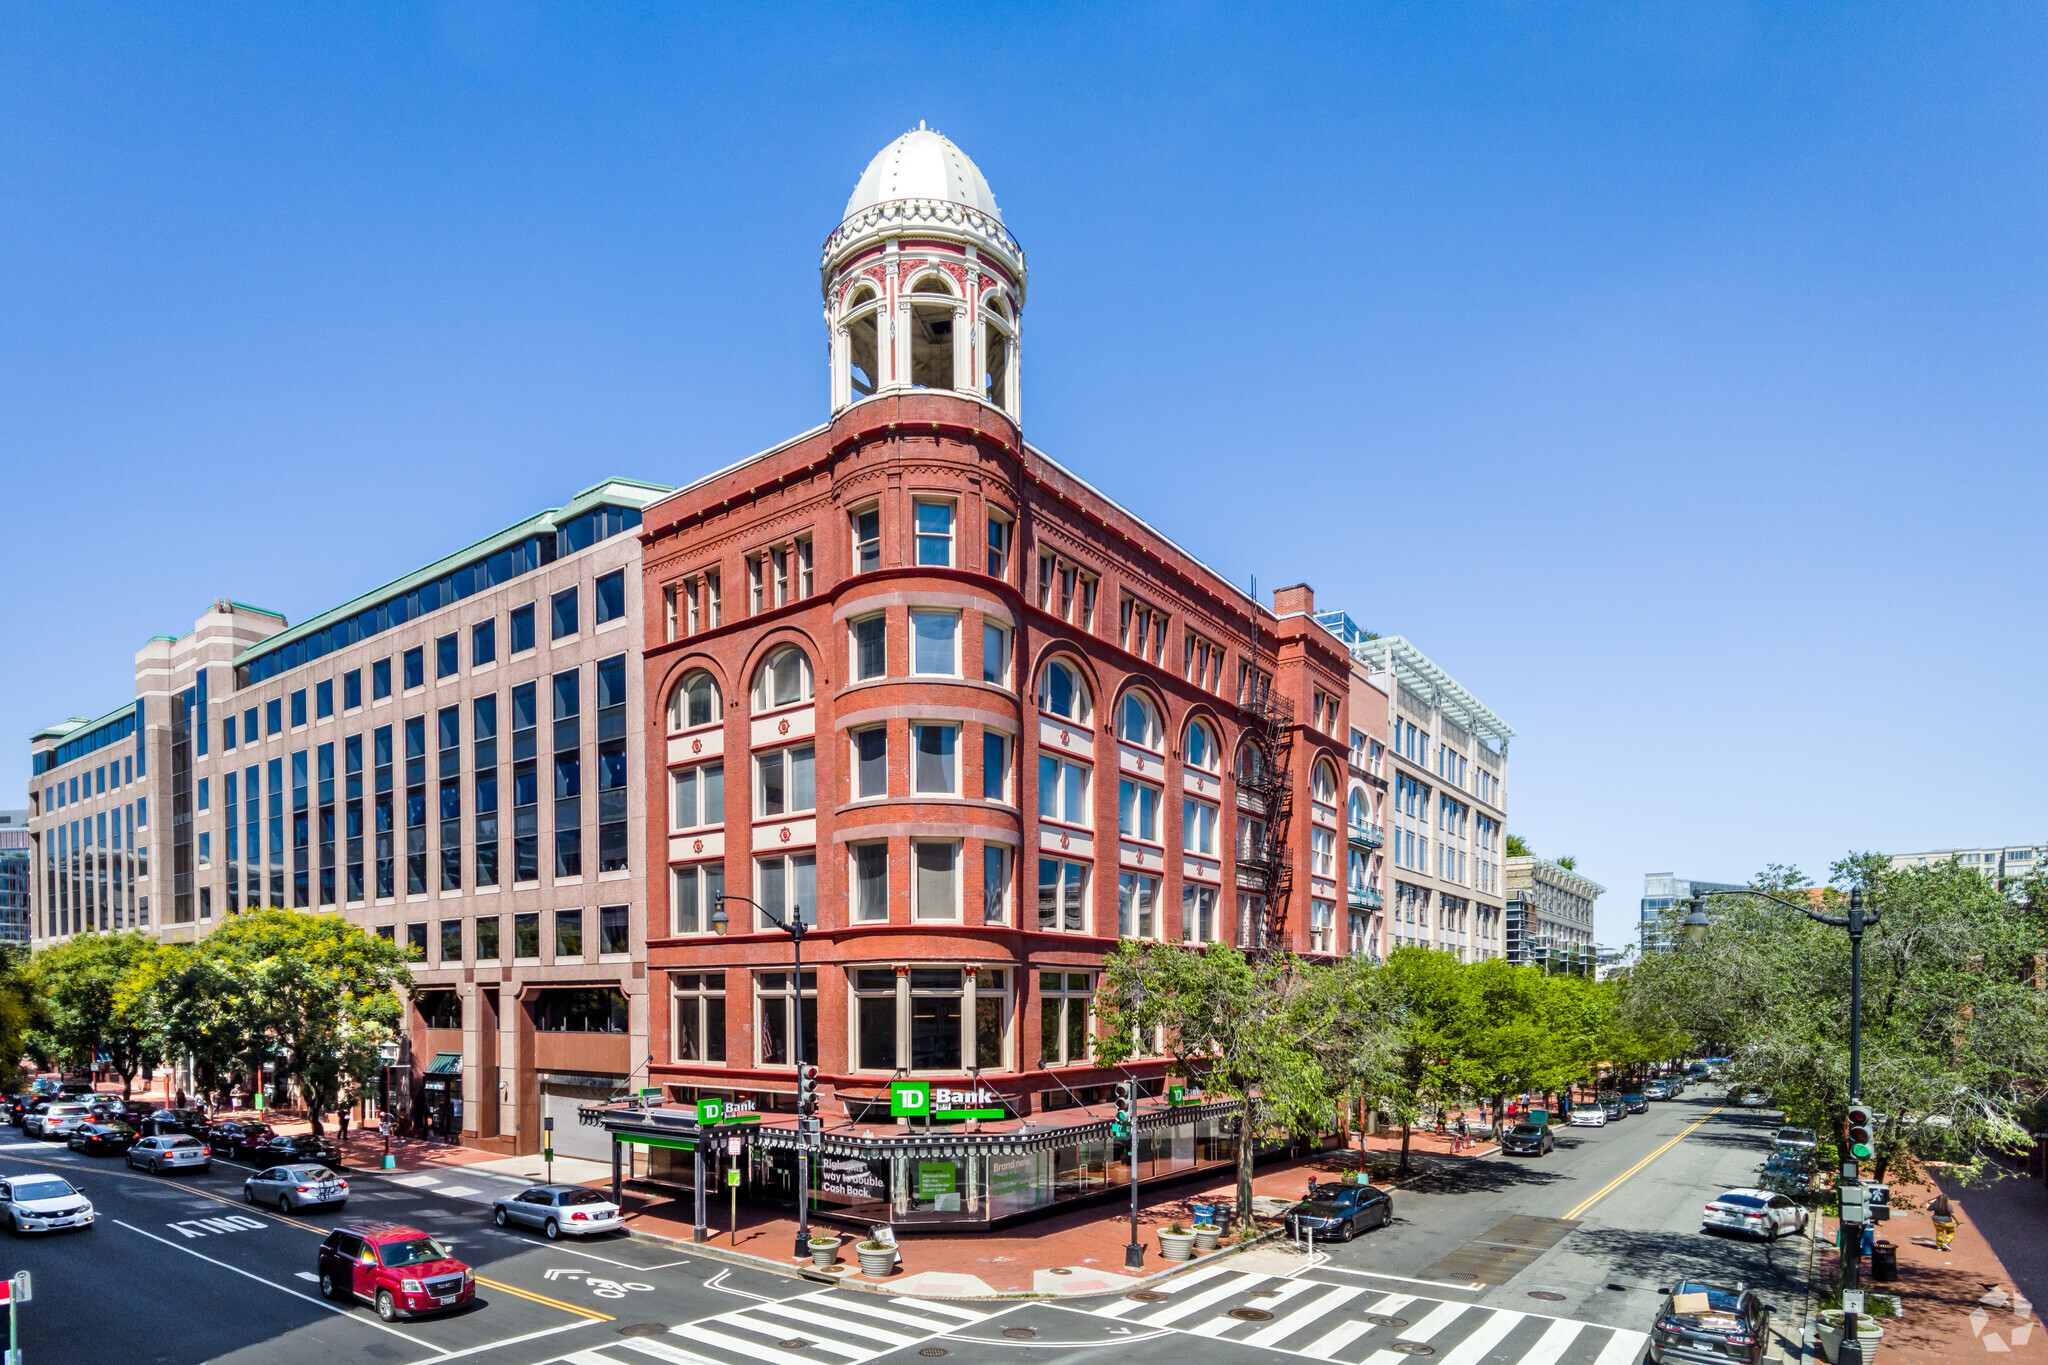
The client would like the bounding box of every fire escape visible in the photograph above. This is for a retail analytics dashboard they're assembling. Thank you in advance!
[1235,681,1295,949]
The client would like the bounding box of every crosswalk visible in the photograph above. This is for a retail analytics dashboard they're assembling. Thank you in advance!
[546,1288,989,1365]
[1093,1265,1649,1365]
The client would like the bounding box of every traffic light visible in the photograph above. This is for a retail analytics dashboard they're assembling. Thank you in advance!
[796,1063,820,1117]
[1111,1081,1135,1140]
[1845,1102,1874,1162]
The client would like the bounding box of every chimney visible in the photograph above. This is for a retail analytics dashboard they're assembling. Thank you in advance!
[1273,583,1315,617]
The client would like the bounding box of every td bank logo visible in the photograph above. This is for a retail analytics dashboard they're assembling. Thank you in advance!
[889,1082,930,1118]
[890,1081,1005,1120]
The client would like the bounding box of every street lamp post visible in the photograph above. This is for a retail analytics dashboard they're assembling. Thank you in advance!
[1685,885,1880,1365]
[711,892,815,1262]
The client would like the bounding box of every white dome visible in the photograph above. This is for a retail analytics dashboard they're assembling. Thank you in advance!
[843,124,1002,224]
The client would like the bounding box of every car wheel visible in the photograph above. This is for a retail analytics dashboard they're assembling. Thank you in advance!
[5,1214,17,1237]
[376,1289,397,1322]
[282,1193,296,1213]
[544,1217,561,1241]
[493,1206,508,1228]
[244,1186,256,1204]
[319,1270,339,1300]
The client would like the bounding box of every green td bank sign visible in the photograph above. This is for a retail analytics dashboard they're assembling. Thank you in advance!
[889,1082,1005,1121]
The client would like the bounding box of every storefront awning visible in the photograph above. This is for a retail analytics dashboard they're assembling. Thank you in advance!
[423,1051,463,1076]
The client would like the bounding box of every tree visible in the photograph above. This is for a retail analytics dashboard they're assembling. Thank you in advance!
[0,948,45,1090]
[1505,834,1532,858]
[1373,948,1486,1170]
[27,932,167,1096]
[1556,856,1578,871]
[1093,942,1338,1238]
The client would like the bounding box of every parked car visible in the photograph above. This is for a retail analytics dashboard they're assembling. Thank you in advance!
[1730,1087,1770,1108]
[316,1221,474,1320]
[67,1121,138,1156]
[491,1184,625,1240]
[1569,1106,1608,1128]
[1651,1282,1772,1365]
[206,1121,278,1160]
[1756,1155,1813,1198]
[1624,1093,1649,1114]
[141,1107,211,1138]
[1773,1127,1817,1151]
[1703,1188,1808,1241]
[1501,1123,1556,1156]
[1602,1096,1626,1121]
[246,1163,349,1212]
[252,1133,341,1167]
[0,1173,94,1235]
[28,1102,93,1140]
[127,1133,213,1175]
[1645,1082,1671,1101]
[1278,1183,1392,1243]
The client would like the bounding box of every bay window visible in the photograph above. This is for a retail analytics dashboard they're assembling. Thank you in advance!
[913,840,959,919]
[912,724,957,795]
[851,842,888,921]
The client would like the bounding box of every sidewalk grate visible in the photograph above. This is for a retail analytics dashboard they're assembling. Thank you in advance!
[1417,1214,1580,1287]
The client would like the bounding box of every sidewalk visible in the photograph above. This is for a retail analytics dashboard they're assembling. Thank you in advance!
[1814,1169,2043,1364]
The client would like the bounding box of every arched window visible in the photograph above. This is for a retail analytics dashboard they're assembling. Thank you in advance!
[1117,692,1162,749]
[911,299,955,389]
[1236,743,1265,785]
[908,272,955,296]
[1312,760,1339,804]
[752,646,813,712]
[1038,659,1089,722]
[845,284,880,399]
[1184,720,1219,773]
[1348,787,1369,827]
[669,670,719,731]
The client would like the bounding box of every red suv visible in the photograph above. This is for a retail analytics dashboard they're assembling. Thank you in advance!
[316,1221,474,1321]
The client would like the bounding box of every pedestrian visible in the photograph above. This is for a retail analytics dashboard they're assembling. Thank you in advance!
[1929,1193,1957,1251]
[1454,1114,1470,1152]
[339,1108,351,1145]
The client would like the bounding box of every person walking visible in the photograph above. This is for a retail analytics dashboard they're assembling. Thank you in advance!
[338,1107,351,1145]
[1930,1193,1958,1251]
[1454,1114,1471,1152]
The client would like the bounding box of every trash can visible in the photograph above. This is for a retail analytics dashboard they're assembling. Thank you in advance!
[1872,1240,1898,1282]
[1189,1202,1217,1225]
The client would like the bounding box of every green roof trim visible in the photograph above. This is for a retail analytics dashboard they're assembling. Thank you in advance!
[233,477,673,669]
[227,601,287,621]
[31,699,139,750]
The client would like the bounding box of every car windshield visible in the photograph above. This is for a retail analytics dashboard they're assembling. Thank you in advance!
[1512,1124,1542,1136]
[12,1178,74,1201]
[1715,1194,1766,1208]
[561,1188,609,1206]
[1673,1284,1744,1314]
[379,1236,450,1267]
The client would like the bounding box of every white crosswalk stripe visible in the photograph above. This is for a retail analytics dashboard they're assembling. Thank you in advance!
[542,1288,991,1365]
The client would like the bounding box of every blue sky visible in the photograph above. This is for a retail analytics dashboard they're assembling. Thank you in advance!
[4,4,2042,947]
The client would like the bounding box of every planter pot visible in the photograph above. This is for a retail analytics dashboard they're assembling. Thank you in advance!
[1193,1224,1222,1252]
[808,1238,841,1268]
[857,1245,896,1278]
[1817,1311,1885,1362]
[1158,1230,1197,1262]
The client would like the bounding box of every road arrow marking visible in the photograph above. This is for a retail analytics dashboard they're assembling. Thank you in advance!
[544,1268,584,1281]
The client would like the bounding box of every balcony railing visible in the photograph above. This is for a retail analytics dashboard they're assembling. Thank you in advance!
[1348,821,1384,849]
[1348,883,1385,911]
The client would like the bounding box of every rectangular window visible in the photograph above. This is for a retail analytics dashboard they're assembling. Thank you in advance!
[981,730,1010,801]
[343,670,362,710]
[1039,971,1092,1066]
[852,506,880,573]
[1117,779,1161,842]
[316,680,334,720]
[404,717,427,894]
[373,726,393,898]
[771,546,788,606]
[670,762,724,829]
[1182,882,1219,943]
[510,604,536,653]
[1183,798,1218,856]
[853,727,887,799]
[596,654,628,873]
[982,621,1011,686]
[1312,828,1336,878]
[440,919,462,964]
[908,967,964,1071]
[706,568,721,626]
[514,911,540,959]
[852,842,889,921]
[438,705,461,891]
[512,682,539,883]
[476,914,500,961]
[986,511,1012,578]
[914,500,954,566]
[851,614,886,681]
[747,553,764,613]
[435,634,457,679]
[756,743,816,816]
[551,588,578,640]
[244,706,258,744]
[555,908,583,958]
[291,690,307,727]
[1036,858,1088,934]
[292,748,310,907]
[912,724,957,795]
[913,840,958,919]
[983,845,1011,924]
[798,536,813,597]
[473,695,497,888]
[755,970,818,1068]
[754,852,818,928]
[372,659,391,701]
[553,668,581,876]
[196,777,210,813]
[594,570,626,624]
[406,923,428,960]
[1038,756,1089,824]
[911,611,958,675]
[1118,871,1157,939]
[471,619,495,668]
[403,648,423,690]
[853,967,897,1071]
[344,737,363,901]
[672,972,726,1063]
[670,861,724,935]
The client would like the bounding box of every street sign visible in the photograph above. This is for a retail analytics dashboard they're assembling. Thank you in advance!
[543,1115,555,1132]
[9,1273,24,1304]
[1842,1291,1865,1316]
[727,1136,743,1155]
[726,1169,741,1187]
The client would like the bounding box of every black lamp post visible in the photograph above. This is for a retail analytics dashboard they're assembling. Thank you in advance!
[710,891,815,1261]
[1686,885,1880,1365]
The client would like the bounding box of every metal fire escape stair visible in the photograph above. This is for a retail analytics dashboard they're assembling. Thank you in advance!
[1235,683,1295,949]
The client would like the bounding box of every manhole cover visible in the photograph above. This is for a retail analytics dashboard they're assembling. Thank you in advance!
[1228,1308,1276,1322]
[1127,1290,1170,1303]
[919,1350,949,1358]
[1528,1291,1567,1302]
[617,1323,668,1338]
[778,1340,811,1350]
[1003,1327,1039,1339]
[1366,1315,1410,1328]
[1391,1344,1436,1356]
[1047,1267,1073,1276]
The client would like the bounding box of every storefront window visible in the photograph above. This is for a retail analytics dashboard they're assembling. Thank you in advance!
[909,968,963,1071]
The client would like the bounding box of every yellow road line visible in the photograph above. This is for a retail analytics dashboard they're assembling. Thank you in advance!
[1563,1106,1725,1221]
[474,1276,615,1321]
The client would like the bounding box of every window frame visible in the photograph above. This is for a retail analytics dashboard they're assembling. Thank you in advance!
[754,741,817,820]
[909,609,960,677]
[670,860,725,936]
[751,646,814,713]
[849,612,887,682]
[1038,658,1090,723]
[913,498,956,567]
[671,971,727,1064]
[910,723,959,796]
[669,760,725,832]
[669,670,720,733]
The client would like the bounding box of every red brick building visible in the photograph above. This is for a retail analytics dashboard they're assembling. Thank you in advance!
[626,127,1355,1228]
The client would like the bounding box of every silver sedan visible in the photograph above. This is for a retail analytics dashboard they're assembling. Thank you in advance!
[243,1163,348,1211]
[491,1184,624,1239]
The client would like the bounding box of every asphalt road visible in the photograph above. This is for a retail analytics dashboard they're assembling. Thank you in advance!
[0,1091,1809,1365]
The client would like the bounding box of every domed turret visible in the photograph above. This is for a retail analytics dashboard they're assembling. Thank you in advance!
[821,123,1025,421]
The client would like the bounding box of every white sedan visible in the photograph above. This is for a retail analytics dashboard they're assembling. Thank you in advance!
[1,1174,95,1234]
[1703,1188,1808,1240]
[1568,1107,1608,1127]
[491,1183,624,1239]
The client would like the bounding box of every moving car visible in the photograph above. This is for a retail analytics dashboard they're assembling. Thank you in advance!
[1,1174,94,1235]
[127,1134,213,1174]
[27,1102,93,1139]
[1501,1123,1556,1156]
[1279,1183,1392,1242]
[316,1221,474,1321]
[1651,1282,1772,1365]
[246,1163,349,1211]
[1773,1127,1817,1151]
[1702,1188,1808,1240]
[1568,1106,1608,1127]
[67,1120,138,1156]
[206,1121,278,1160]
[1601,1097,1626,1121]
[491,1184,625,1239]
[252,1133,341,1167]
[140,1107,211,1138]
[1645,1082,1671,1101]
[1730,1087,1770,1108]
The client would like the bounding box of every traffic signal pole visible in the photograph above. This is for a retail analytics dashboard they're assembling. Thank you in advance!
[1838,888,1873,1365]
[1118,1081,1143,1272]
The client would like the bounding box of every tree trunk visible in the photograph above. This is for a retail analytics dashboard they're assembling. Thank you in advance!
[1236,1105,1257,1239]
[1399,1119,1413,1174]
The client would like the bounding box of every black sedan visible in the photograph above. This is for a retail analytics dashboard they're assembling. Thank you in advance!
[1651,1282,1772,1365]
[1602,1096,1625,1121]
[1501,1123,1556,1156]
[141,1107,211,1138]
[251,1133,341,1167]
[1624,1093,1649,1113]
[206,1122,278,1160]
[67,1121,138,1156]
[1281,1183,1393,1242]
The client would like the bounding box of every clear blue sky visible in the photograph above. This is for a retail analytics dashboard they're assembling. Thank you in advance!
[4,5,2043,947]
